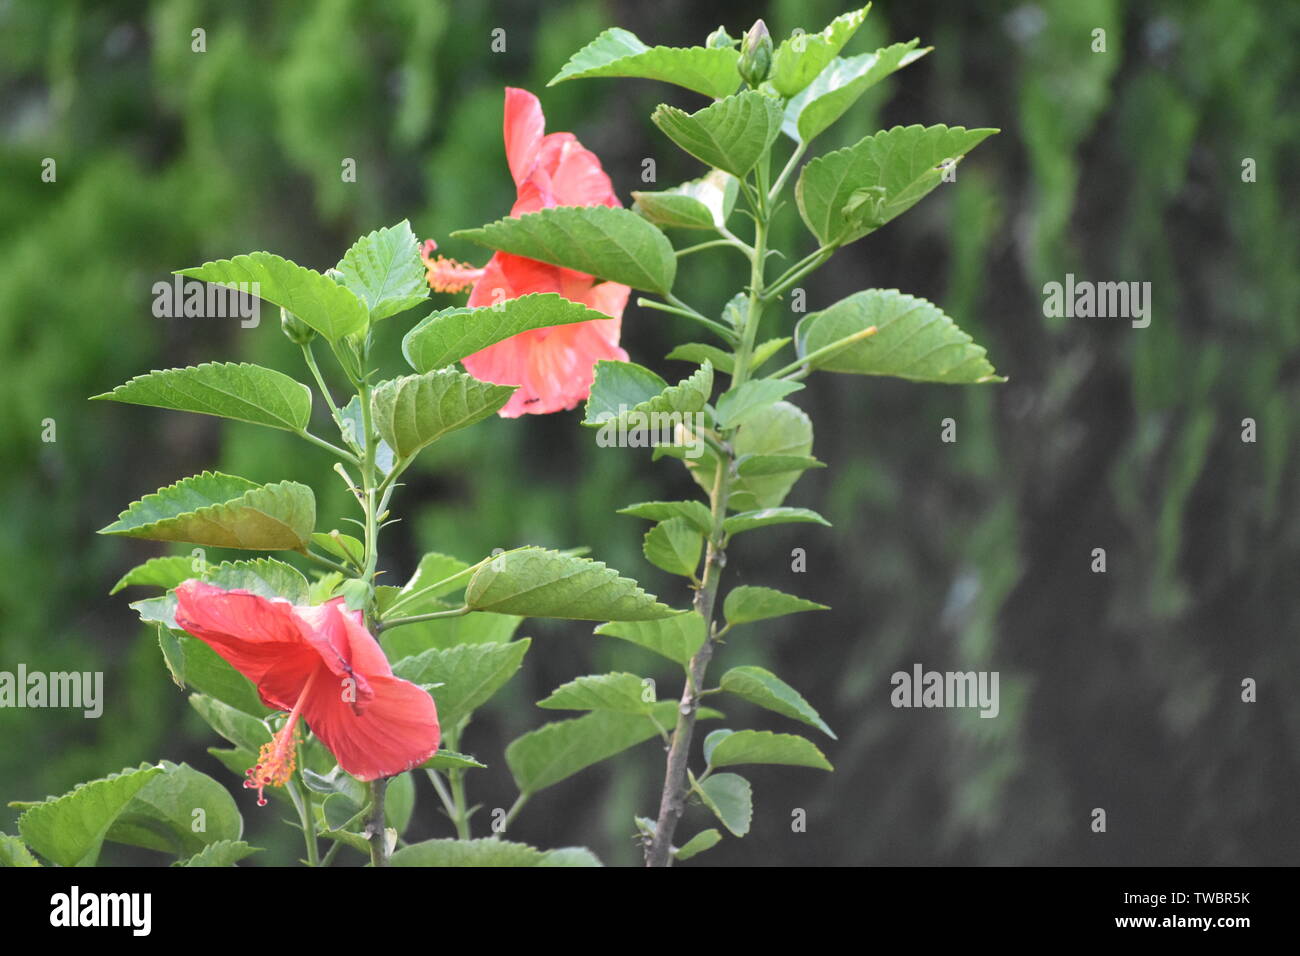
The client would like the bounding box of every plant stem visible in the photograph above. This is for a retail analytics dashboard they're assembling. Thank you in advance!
[376,605,471,632]
[646,454,729,866]
[448,769,471,840]
[676,237,750,259]
[296,428,360,463]
[289,777,320,867]
[304,549,356,576]
[645,161,773,865]
[762,246,833,302]
[637,296,738,343]
[503,792,529,830]
[768,141,807,204]
[767,324,879,380]
[366,777,389,866]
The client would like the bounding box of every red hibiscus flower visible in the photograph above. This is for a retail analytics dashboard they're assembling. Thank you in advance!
[174,580,440,803]
[422,87,630,418]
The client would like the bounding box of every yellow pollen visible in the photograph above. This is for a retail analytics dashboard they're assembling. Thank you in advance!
[244,724,301,807]
[425,256,486,294]
[244,669,317,807]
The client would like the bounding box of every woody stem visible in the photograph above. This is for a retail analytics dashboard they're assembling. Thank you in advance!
[645,153,772,866]
[366,778,389,867]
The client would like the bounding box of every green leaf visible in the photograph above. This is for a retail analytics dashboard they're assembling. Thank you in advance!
[794,289,1004,383]
[723,507,830,535]
[189,693,271,753]
[582,360,666,424]
[381,608,522,659]
[107,761,243,856]
[110,555,195,595]
[703,728,734,765]
[643,518,703,577]
[0,833,40,867]
[652,91,784,178]
[392,639,530,728]
[548,27,740,99]
[769,5,871,97]
[618,500,713,534]
[419,750,487,771]
[784,41,931,143]
[402,294,614,373]
[594,611,708,666]
[666,343,734,374]
[724,585,828,626]
[16,765,163,866]
[92,362,312,434]
[157,625,268,715]
[176,252,368,341]
[385,552,475,610]
[687,401,813,511]
[202,557,311,602]
[714,379,804,429]
[173,840,261,867]
[334,219,429,321]
[674,828,722,861]
[632,170,738,231]
[385,771,416,835]
[707,729,833,770]
[584,360,714,437]
[391,837,601,867]
[453,206,676,295]
[751,337,792,371]
[311,531,365,567]
[99,471,315,551]
[735,455,825,478]
[538,672,655,714]
[465,547,674,621]
[508,701,719,794]
[538,846,604,867]
[694,773,752,837]
[338,395,395,477]
[371,369,515,458]
[719,666,835,737]
[796,124,997,246]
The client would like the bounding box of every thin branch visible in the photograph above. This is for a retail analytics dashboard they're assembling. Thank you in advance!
[296,428,360,464]
[377,605,472,632]
[637,296,737,343]
[767,325,879,380]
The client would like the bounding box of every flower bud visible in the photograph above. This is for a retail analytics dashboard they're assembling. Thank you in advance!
[705,26,734,50]
[738,19,773,87]
[280,306,316,345]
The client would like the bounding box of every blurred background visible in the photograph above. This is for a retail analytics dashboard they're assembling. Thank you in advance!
[1,0,1297,866]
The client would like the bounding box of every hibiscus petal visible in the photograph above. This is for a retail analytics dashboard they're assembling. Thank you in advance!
[550,141,620,209]
[173,580,318,710]
[291,599,377,705]
[504,87,545,188]
[303,673,441,781]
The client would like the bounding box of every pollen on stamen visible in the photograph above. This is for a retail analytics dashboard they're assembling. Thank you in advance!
[244,725,301,807]
[421,238,485,293]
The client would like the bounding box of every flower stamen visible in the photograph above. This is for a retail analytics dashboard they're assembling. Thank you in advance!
[244,669,318,806]
[421,239,485,293]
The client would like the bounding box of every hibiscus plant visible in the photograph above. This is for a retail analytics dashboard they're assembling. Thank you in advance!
[3,7,1001,868]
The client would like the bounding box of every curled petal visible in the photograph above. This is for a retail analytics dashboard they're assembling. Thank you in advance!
[173,581,317,710]
[302,673,440,781]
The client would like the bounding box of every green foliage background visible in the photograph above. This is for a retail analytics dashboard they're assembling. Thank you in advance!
[1,0,1296,865]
